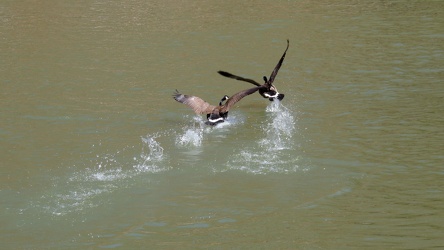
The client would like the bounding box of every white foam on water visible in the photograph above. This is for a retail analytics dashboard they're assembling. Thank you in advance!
[175,113,245,147]
[176,127,204,147]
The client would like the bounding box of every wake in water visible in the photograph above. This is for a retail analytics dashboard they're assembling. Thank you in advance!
[30,102,300,216]
[226,100,301,174]
[32,134,167,216]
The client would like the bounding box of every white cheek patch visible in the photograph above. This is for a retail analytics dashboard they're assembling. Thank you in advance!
[264,92,279,98]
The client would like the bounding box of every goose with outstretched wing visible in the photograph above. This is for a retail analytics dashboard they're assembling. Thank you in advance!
[218,39,289,101]
[173,85,265,125]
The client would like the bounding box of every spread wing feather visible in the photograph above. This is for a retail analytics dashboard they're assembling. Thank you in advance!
[223,86,264,111]
[173,90,215,114]
[217,71,262,86]
[267,39,289,85]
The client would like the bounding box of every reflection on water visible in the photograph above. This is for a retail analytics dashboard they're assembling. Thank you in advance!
[1,0,444,249]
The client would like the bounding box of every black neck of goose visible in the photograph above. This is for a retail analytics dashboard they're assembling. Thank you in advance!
[219,95,229,106]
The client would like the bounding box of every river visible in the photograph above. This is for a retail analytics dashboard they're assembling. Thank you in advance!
[1,1,443,249]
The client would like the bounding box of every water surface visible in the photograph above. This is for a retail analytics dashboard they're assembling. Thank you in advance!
[1,0,443,249]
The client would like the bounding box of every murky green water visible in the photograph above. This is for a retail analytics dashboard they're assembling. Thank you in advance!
[1,1,443,249]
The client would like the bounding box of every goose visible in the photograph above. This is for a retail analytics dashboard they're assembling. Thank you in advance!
[173,85,265,125]
[218,39,289,101]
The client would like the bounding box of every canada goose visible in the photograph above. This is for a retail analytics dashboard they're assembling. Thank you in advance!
[218,39,289,101]
[173,86,265,125]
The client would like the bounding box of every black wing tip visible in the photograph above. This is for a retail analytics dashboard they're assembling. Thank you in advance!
[219,71,262,87]
[218,70,231,77]
[172,89,182,101]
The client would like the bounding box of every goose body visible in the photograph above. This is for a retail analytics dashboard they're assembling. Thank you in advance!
[218,39,289,101]
[173,85,264,125]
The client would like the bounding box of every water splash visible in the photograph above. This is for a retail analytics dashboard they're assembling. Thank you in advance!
[175,113,245,147]
[30,103,299,215]
[226,100,300,174]
[175,117,205,147]
[136,135,165,171]
[214,112,245,129]
[176,128,203,147]
[260,100,296,150]
[33,135,167,216]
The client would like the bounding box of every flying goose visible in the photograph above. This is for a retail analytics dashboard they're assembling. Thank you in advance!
[218,39,289,101]
[173,85,265,125]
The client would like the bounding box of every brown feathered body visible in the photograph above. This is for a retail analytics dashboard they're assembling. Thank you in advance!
[173,85,264,125]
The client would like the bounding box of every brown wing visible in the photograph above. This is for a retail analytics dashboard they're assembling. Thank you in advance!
[267,39,289,85]
[173,90,216,115]
[218,71,262,87]
[221,86,264,112]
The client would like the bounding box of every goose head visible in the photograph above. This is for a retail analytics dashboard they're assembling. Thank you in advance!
[219,95,229,106]
[262,76,285,101]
